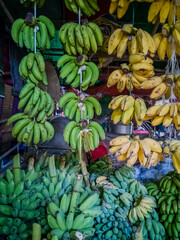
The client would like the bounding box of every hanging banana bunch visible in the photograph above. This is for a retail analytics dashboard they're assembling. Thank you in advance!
[148,0,180,25]
[59,22,103,55]
[145,102,180,130]
[58,92,102,122]
[108,25,157,58]
[153,22,180,60]
[63,121,105,152]
[169,140,180,173]
[19,52,48,86]
[64,0,100,17]
[7,84,55,145]
[57,54,99,90]
[107,54,156,92]
[11,14,55,51]
[20,0,45,8]
[109,136,163,168]
[109,95,147,126]
[109,0,154,19]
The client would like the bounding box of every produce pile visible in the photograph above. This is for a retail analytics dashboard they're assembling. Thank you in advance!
[11,14,55,51]
[109,136,163,168]
[146,171,180,239]
[59,22,103,55]
[0,151,166,240]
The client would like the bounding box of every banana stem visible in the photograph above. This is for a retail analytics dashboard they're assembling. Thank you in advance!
[69,174,83,213]
[32,223,41,240]
[81,153,90,186]
[59,155,66,170]
[28,157,34,171]
[48,155,57,185]
[13,154,21,187]
[34,151,47,172]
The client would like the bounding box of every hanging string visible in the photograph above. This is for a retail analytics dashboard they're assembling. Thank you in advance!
[34,1,37,54]
[132,3,135,26]
[129,74,133,138]
[79,8,81,25]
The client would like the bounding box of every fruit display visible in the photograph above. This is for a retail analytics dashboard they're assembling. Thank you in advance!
[146,171,180,239]
[58,92,102,121]
[19,52,48,85]
[108,26,157,58]
[63,121,105,152]
[169,140,180,172]
[145,102,180,130]
[59,22,103,55]
[57,54,99,89]
[11,14,55,51]
[20,0,45,8]
[109,136,163,168]
[148,0,180,24]
[90,165,165,240]
[109,95,147,126]
[64,0,100,17]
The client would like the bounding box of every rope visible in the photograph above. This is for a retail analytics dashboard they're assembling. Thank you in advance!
[132,3,135,26]
[79,8,81,25]
[34,1,37,54]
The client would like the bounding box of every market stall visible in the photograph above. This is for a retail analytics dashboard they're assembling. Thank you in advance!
[0,0,180,239]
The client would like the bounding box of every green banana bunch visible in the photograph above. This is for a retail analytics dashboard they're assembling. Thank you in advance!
[47,174,101,239]
[19,52,48,86]
[64,0,100,17]
[88,155,113,175]
[58,92,102,121]
[20,0,45,8]
[59,22,103,55]
[11,14,55,51]
[63,120,105,152]
[147,171,180,239]
[140,209,166,240]
[57,54,99,89]
[8,115,54,145]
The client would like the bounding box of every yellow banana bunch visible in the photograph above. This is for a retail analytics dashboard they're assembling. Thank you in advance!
[129,53,155,82]
[108,26,157,58]
[174,75,180,99]
[150,74,173,100]
[148,0,180,25]
[109,0,154,19]
[145,102,180,130]
[153,23,180,59]
[109,136,163,168]
[169,140,180,173]
[109,95,147,126]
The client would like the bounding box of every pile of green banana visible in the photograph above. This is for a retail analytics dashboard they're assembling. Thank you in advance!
[47,175,102,239]
[20,0,45,8]
[140,209,166,240]
[59,22,103,55]
[11,15,55,51]
[146,171,180,239]
[7,83,54,145]
[64,0,100,17]
[63,121,105,152]
[58,92,102,121]
[19,52,48,85]
[88,155,113,176]
[57,54,99,89]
